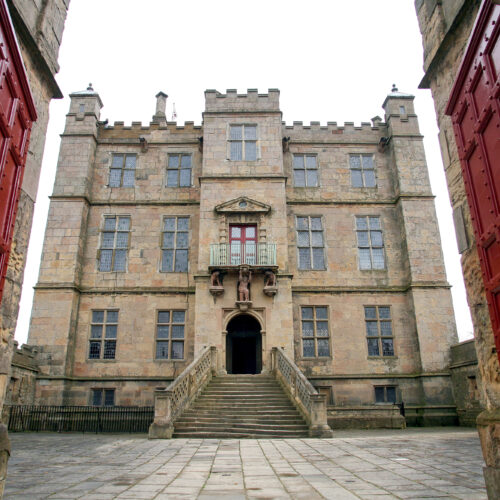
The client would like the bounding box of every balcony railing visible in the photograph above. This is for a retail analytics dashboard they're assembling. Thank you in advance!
[210,243,277,267]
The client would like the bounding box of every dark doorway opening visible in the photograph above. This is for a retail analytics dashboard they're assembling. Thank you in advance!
[226,314,262,374]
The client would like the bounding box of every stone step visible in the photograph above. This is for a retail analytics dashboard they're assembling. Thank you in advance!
[178,416,306,425]
[173,373,309,438]
[175,422,309,432]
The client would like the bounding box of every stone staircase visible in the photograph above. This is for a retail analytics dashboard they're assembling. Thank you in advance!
[172,374,310,438]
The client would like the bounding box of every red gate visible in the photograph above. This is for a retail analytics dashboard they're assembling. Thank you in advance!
[446,0,500,362]
[0,0,37,305]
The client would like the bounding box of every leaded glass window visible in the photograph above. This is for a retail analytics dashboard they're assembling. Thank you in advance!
[229,125,257,161]
[92,388,115,406]
[156,310,185,360]
[365,306,394,357]
[166,154,192,187]
[293,154,318,187]
[296,216,325,270]
[350,154,376,188]
[375,386,396,403]
[356,216,385,270]
[98,216,130,272]
[89,310,118,360]
[301,306,330,358]
[161,217,189,272]
[109,154,136,188]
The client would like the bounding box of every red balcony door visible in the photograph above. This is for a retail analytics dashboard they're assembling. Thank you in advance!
[446,1,500,361]
[230,225,257,265]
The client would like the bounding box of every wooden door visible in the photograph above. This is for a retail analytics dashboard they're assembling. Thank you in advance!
[446,0,500,361]
[0,0,37,304]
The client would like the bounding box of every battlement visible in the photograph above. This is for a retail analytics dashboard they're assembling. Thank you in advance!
[205,88,280,113]
[282,120,387,142]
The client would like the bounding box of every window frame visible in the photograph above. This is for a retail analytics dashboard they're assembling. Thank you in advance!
[374,385,397,404]
[88,309,119,361]
[160,216,189,273]
[296,216,326,270]
[91,388,115,407]
[228,124,258,161]
[166,153,193,187]
[300,305,331,358]
[155,309,186,361]
[98,215,131,272]
[349,154,376,188]
[109,153,137,188]
[293,154,319,187]
[364,305,395,357]
[355,215,385,270]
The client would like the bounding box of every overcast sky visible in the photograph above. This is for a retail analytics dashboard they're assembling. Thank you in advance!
[14,0,474,343]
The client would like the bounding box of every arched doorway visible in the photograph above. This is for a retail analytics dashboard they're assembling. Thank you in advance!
[226,314,262,374]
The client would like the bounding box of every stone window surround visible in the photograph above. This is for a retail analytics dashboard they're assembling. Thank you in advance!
[355,215,385,271]
[364,305,395,358]
[160,215,190,273]
[374,385,397,404]
[154,309,187,361]
[295,215,327,271]
[88,309,119,361]
[349,153,377,188]
[165,152,193,188]
[218,213,267,246]
[90,388,115,406]
[300,305,331,359]
[227,123,259,161]
[292,153,319,188]
[97,215,132,273]
[108,153,137,188]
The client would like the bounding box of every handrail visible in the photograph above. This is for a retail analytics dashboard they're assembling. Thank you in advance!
[210,243,277,266]
[149,346,217,439]
[272,347,333,437]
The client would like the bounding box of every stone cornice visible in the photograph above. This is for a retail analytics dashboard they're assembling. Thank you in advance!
[308,372,451,380]
[292,282,451,294]
[34,283,196,294]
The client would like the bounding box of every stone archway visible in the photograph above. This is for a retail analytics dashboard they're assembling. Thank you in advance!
[225,314,262,374]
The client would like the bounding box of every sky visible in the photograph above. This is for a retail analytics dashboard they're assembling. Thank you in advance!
[14,0,474,343]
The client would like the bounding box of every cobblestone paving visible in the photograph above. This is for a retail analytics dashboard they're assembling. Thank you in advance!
[4,428,486,499]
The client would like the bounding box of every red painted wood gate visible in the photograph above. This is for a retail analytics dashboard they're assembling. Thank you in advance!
[446,0,500,362]
[0,0,37,305]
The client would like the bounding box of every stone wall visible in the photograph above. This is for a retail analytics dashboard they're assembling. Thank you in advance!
[450,339,482,426]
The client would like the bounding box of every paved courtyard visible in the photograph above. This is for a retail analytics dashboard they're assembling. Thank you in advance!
[4,428,486,499]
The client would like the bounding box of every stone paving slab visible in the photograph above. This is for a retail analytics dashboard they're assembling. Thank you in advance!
[3,427,487,499]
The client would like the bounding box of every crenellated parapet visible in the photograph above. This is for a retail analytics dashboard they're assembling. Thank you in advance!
[283,120,387,144]
[204,88,280,113]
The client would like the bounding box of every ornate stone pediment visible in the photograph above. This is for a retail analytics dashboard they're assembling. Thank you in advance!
[214,197,271,214]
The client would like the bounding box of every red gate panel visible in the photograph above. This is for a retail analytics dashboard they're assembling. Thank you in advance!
[446,0,500,362]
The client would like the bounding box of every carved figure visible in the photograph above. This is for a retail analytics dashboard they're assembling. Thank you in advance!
[264,270,276,287]
[238,267,252,302]
[211,270,222,287]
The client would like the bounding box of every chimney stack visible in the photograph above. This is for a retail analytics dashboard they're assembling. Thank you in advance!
[152,91,168,124]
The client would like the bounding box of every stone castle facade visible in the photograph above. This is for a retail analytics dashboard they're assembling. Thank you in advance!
[26,85,459,427]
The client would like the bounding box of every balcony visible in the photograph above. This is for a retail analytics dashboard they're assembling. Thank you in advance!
[209,243,277,268]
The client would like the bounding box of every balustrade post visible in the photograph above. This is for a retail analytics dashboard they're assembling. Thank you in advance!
[148,389,174,439]
[271,347,277,373]
[309,393,333,438]
[210,346,217,376]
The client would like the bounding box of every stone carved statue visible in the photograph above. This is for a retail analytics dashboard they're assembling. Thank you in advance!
[237,267,252,302]
[264,270,276,287]
[211,270,222,287]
